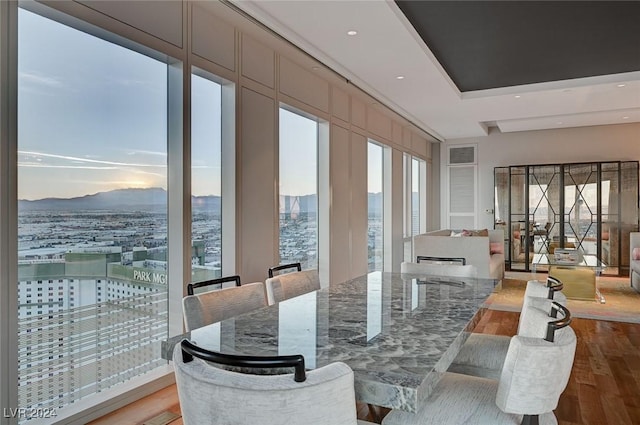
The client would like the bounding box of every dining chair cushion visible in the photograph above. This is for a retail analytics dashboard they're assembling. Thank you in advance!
[381,372,557,425]
[264,269,320,305]
[182,281,267,331]
[447,333,511,380]
[400,262,478,278]
[173,343,368,425]
[448,300,566,379]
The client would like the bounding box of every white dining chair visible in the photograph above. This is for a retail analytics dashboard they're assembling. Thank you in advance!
[400,261,478,278]
[182,281,267,331]
[264,269,320,306]
[383,325,577,425]
[173,340,375,425]
[448,299,570,380]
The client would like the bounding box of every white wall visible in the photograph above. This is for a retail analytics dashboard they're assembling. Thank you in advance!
[443,122,640,230]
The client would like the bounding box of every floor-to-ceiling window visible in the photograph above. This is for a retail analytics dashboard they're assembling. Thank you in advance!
[403,154,427,262]
[368,141,384,271]
[278,107,318,270]
[191,73,223,283]
[17,7,168,415]
[412,157,426,236]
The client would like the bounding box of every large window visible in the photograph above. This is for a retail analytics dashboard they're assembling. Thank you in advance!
[191,73,222,283]
[412,157,425,236]
[368,142,384,271]
[18,8,168,414]
[403,154,426,261]
[278,108,318,270]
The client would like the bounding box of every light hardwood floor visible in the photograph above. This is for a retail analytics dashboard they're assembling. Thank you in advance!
[90,311,640,425]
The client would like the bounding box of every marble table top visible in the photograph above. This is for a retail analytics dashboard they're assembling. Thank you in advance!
[162,271,497,412]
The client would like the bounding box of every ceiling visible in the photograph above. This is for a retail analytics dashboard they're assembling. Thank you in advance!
[231,1,640,141]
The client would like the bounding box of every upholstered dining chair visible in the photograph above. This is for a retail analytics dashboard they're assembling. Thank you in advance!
[264,269,320,306]
[448,300,571,380]
[173,340,375,425]
[182,281,267,331]
[383,320,577,425]
[400,261,478,278]
[187,274,241,295]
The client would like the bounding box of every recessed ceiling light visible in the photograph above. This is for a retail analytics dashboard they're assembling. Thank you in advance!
[557,121,563,125]
[514,95,521,99]
[346,30,358,36]
[623,116,630,119]
[396,76,405,80]
[617,84,626,88]
[312,66,320,71]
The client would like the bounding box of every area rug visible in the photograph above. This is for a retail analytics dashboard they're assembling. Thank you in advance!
[484,274,640,324]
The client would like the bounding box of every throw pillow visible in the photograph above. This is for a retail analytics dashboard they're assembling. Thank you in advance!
[490,242,504,255]
[462,228,489,237]
[450,230,462,237]
[633,247,640,261]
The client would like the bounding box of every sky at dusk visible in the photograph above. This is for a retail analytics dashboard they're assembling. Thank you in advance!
[17,8,380,201]
[18,8,167,200]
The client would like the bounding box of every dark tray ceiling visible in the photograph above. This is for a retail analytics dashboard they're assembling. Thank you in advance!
[396,1,640,92]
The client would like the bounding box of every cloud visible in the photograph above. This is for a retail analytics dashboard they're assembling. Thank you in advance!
[125,149,167,157]
[19,150,166,168]
[18,163,118,170]
[19,71,63,88]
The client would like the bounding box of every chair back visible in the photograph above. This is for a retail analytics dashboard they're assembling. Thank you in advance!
[517,298,571,339]
[264,269,320,305]
[268,262,302,278]
[400,261,477,278]
[496,326,577,416]
[187,274,241,295]
[524,278,564,301]
[182,281,267,331]
[173,341,360,425]
[416,255,466,265]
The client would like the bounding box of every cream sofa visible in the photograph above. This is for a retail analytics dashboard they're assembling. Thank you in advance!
[630,232,640,292]
[412,229,505,280]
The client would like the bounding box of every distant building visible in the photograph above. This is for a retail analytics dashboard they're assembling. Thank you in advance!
[16,243,214,413]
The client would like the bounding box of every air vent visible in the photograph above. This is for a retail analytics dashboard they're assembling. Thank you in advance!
[449,146,476,165]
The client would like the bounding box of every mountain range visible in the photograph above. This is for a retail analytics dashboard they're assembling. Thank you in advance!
[18,188,378,214]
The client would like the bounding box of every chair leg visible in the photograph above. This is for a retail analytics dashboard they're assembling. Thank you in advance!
[521,414,539,425]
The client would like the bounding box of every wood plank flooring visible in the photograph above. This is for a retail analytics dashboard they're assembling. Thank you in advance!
[90,310,640,425]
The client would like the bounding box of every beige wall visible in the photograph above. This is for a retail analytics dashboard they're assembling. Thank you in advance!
[443,122,640,230]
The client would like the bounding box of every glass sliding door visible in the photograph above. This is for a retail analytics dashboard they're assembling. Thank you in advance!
[563,163,599,258]
[529,165,561,258]
[509,167,527,271]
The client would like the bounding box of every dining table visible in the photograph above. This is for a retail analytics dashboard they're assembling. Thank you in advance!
[162,271,498,413]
